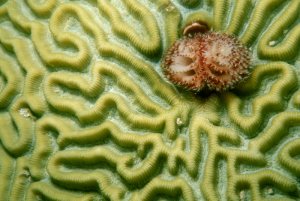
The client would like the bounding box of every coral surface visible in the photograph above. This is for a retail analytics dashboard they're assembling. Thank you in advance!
[0,0,299,201]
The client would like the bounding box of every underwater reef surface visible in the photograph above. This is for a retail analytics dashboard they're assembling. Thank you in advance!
[0,0,299,200]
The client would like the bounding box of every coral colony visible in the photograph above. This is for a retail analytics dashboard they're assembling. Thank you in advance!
[162,22,251,92]
[1,0,300,200]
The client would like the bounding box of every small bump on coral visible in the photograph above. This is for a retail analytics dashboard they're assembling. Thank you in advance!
[19,108,32,118]
[268,40,276,46]
[176,117,183,126]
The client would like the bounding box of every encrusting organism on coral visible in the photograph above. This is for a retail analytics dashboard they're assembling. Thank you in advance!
[162,22,251,92]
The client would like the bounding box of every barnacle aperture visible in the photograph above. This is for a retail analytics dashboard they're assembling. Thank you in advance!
[183,21,210,36]
[162,31,251,92]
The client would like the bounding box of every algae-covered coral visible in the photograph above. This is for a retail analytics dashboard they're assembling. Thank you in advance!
[0,0,299,200]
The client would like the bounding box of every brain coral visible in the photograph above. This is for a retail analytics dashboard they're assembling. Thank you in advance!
[0,0,299,201]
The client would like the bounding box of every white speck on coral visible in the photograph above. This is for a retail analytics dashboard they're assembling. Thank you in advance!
[85,102,94,109]
[267,188,274,195]
[19,108,31,118]
[54,87,62,93]
[20,169,31,180]
[176,117,183,126]
[165,4,175,12]
[268,40,276,46]
[239,190,245,201]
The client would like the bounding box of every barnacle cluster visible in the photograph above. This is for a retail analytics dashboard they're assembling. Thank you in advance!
[0,0,299,201]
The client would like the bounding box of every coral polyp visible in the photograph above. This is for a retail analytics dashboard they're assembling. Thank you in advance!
[162,32,251,92]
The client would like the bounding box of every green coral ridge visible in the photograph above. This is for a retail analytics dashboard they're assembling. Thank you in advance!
[0,0,299,200]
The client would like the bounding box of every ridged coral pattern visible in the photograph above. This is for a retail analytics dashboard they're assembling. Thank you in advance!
[0,0,299,200]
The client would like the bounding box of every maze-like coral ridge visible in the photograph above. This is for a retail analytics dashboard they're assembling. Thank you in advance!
[0,0,299,200]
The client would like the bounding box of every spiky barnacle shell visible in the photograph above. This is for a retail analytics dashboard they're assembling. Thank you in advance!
[162,32,251,92]
[162,34,204,91]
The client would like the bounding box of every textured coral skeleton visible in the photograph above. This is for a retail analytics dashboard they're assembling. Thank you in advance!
[0,0,299,201]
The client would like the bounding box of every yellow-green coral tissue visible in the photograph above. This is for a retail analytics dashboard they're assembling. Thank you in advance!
[0,0,299,200]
